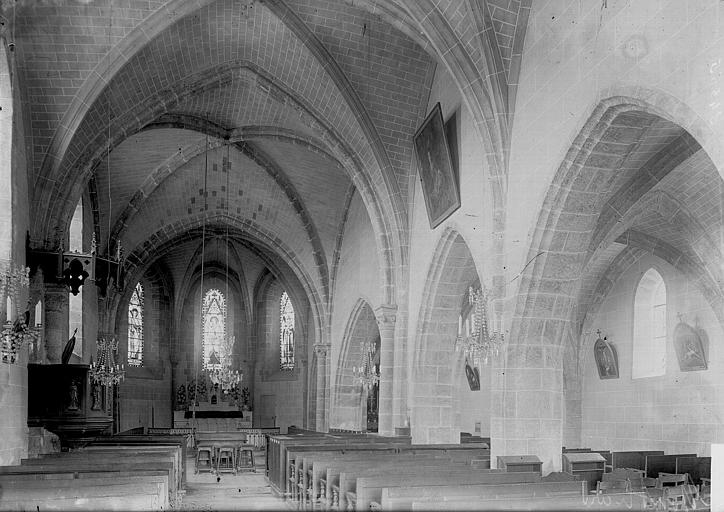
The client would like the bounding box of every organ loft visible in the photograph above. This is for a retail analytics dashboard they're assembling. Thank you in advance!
[0,0,721,510]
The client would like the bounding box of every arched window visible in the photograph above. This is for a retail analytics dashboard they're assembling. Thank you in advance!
[128,282,144,367]
[202,289,227,369]
[280,291,294,370]
[68,199,83,357]
[633,268,667,378]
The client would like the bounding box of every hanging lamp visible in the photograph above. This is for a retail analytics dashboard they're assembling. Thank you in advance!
[204,140,241,394]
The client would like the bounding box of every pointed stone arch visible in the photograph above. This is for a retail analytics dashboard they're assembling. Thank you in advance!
[501,91,724,472]
[411,227,481,444]
[331,298,379,432]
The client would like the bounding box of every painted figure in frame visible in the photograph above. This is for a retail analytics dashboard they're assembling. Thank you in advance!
[594,334,619,379]
[414,103,461,228]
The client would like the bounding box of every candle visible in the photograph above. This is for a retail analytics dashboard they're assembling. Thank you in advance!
[458,315,462,334]
[5,297,11,322]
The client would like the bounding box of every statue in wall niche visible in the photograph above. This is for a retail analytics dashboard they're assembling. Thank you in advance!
[68,379,80,410]
[91,382,101,410]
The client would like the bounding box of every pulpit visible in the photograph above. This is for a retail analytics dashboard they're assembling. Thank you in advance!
[27,363,113,448]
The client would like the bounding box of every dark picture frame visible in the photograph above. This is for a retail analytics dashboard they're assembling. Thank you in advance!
[594,335,619,379]
[414,103,461,229]
[673,322,708,371]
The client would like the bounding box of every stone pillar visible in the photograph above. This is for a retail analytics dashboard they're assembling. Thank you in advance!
[490,335,564,474]
[314,344,329,432]
[43,283,69,364]
[374,304,396,436]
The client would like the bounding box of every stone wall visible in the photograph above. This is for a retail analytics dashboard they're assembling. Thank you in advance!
[0,39,31,465]
[405,63,492,445]
[255,278,306,430]
[329,192,382,430]
[582,253,724,455]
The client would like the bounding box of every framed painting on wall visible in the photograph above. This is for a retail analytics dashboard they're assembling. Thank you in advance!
[413,102,461,229]
[673,321,708,371]
[594,334,619,379]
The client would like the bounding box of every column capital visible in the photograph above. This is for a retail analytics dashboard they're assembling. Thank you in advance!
[374,304,397,327]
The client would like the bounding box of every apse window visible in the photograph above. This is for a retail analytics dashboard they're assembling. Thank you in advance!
[68,199,83,358]
[127,282,144,367]
[632,268,667,378]
[202,289,227,369]
[280,291,295,370]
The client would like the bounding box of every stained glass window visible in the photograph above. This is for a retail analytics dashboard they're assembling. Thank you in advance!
[280,291,295,370]
[128,282,144,367]
[203,289,227,369]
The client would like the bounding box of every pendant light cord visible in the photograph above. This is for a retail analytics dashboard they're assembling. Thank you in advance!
[225,141,230,356]
[192,130,209,426]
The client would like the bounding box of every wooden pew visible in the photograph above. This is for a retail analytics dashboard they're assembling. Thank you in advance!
[29,447,180,482]
[267,432,411,494]
[20,449,181,504]
[287,444,409,503]
[675,456,710,485]
[0,472,169,510]
[350,468,529,511]
[298,445,489,509]
[90,433,188,487]
[283,441,412,497]
[610,450,664,471]
[380,480,586,511]
[322,457,488,510]
[644,453,697,479]
[300,451,448,509]
[305,453,489,510]
[411,492,649,510]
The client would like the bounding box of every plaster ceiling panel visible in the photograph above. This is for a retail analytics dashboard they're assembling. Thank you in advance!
[594,113,687,206]
[120,145,320,294]
[14,0,168,178]
[95,128,207,242]
[251,137,351,262]
[288,0,436,188]
[653,149,724,249]
[169,73,319,140]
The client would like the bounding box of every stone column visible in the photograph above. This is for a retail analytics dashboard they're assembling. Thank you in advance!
[374,304,396,436]
[43,283,69,363]
[490,334,564,474]
[314,344,330,432]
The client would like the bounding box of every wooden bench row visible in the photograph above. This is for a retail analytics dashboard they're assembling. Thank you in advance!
[0,433,187,510]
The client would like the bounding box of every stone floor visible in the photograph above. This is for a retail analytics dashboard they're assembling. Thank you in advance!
[180,449,290,511]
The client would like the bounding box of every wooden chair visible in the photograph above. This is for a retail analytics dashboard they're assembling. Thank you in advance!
[195,445,214,474]
[216,446,236,474]
[665,484,698,511]
[657,473,687,488]
[596,479,628,494]
[237,445,255,472]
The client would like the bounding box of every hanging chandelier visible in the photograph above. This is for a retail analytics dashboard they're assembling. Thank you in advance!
[454,285,504,366]
[353,339,379,392]
[1,265,40,364]
[89,334,125,387]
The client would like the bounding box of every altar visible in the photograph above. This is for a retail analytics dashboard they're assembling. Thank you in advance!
[173,403,252,430]
[174,373,252,430]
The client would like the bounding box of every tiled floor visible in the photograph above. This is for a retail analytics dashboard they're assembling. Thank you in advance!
[180,449,290,511]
